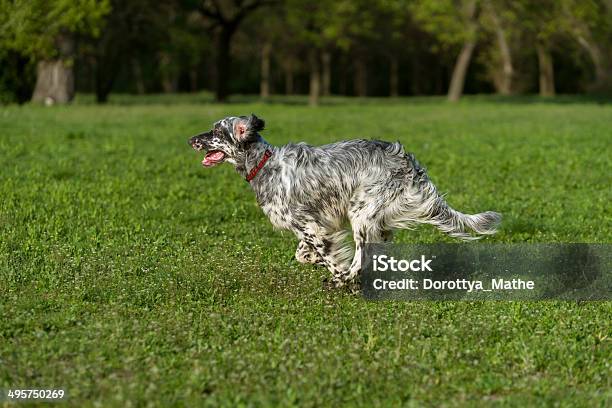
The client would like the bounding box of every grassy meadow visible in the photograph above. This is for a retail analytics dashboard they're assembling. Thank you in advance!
[0,95,611,406]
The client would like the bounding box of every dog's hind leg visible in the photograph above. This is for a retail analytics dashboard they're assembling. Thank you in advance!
[337,205,389,286]
[338,224,386,285]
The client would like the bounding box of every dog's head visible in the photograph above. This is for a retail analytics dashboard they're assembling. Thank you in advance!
[188,114,265,167]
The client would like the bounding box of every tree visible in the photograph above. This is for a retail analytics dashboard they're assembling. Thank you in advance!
[511,0,612,96]
[512,0,561,96]
[322,0,388,97]
[0,0,109,104]
[159,8,211,93]
[373,0,432,97]
[413,0,481,102]
[259,41,272,98]
[376,3,406,97]
[195,0,273,102]
[481,0,516,94]
[285,0,330,106]
[560,0,612,91]
[253,4,304,96]
[81,0,168,102]
[285,0,382,103]
[337,1,379,97]
[241,5,289,99]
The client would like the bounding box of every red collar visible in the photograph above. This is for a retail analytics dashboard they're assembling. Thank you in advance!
[246,149,273,182]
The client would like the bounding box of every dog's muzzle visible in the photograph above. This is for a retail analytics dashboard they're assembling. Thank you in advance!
[189,136,226,167]
[189,136,205,151]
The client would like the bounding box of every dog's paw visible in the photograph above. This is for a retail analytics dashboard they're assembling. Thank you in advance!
[331,277,345,288]
[334,277,361,294]
[322,276,360,294]
[346,281,361,295]
[322,277,336,291]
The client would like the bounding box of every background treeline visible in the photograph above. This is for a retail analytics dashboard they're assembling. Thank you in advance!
[1,0,611,105]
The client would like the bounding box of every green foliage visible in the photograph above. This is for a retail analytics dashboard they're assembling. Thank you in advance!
[283,0,381,51]
[412,0,478,49]
[323,0,379,50]
[0,0,110,58]
[1,0,611,98]
[508,0,567,43]
[284,0,333,48]
[558,0,609,37]
[0,96,610,405]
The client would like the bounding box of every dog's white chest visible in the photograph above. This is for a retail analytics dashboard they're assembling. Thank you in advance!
[261,201,293,230]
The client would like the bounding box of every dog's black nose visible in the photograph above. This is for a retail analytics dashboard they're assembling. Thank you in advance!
[189,136,203,148]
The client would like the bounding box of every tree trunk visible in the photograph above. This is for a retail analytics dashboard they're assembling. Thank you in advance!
[215,26,235,102]
[284,60,294,95]
[161,79,176,93]
[189,68,198,92]
[339,55,348,95]
[95,54,121,104]
[536,43,555,97]
[447,0,478,102]
[574,34,607,87]
[308,49,320,106]
[436,65,445,95]
[490,8,513,94]
[31,60,74,104]
[448,40,476,102]
[389,56,399,97]
[339,74,347,95]
[95,64,112,104]
[354,57,367,97]
[411,55,421,95]
[31,35,75,104]
[132,58,145,94]
[321,51,331,96]
[566,14,610,89]
[95,76,111,103]
[159,52,178,93]
[260,42,271,99]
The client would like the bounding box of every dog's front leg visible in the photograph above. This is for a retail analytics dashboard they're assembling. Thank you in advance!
[294,225,352,287]
[295,240,324,265]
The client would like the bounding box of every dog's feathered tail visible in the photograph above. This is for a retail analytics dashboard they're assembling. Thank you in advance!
[427,205,502,240]
[393,153,502,241]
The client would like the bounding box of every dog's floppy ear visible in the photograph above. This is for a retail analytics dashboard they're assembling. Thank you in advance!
[234,114,265,142]
[248,114,265,132]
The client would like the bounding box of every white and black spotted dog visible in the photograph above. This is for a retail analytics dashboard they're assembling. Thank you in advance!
[189,114,501,288]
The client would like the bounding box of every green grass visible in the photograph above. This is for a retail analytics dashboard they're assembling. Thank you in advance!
[1,95,611,407]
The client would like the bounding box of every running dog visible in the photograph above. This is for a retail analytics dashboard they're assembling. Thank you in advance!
[189,115,501,288]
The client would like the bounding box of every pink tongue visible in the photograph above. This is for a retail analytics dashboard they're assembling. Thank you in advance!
[203,151,225,166]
